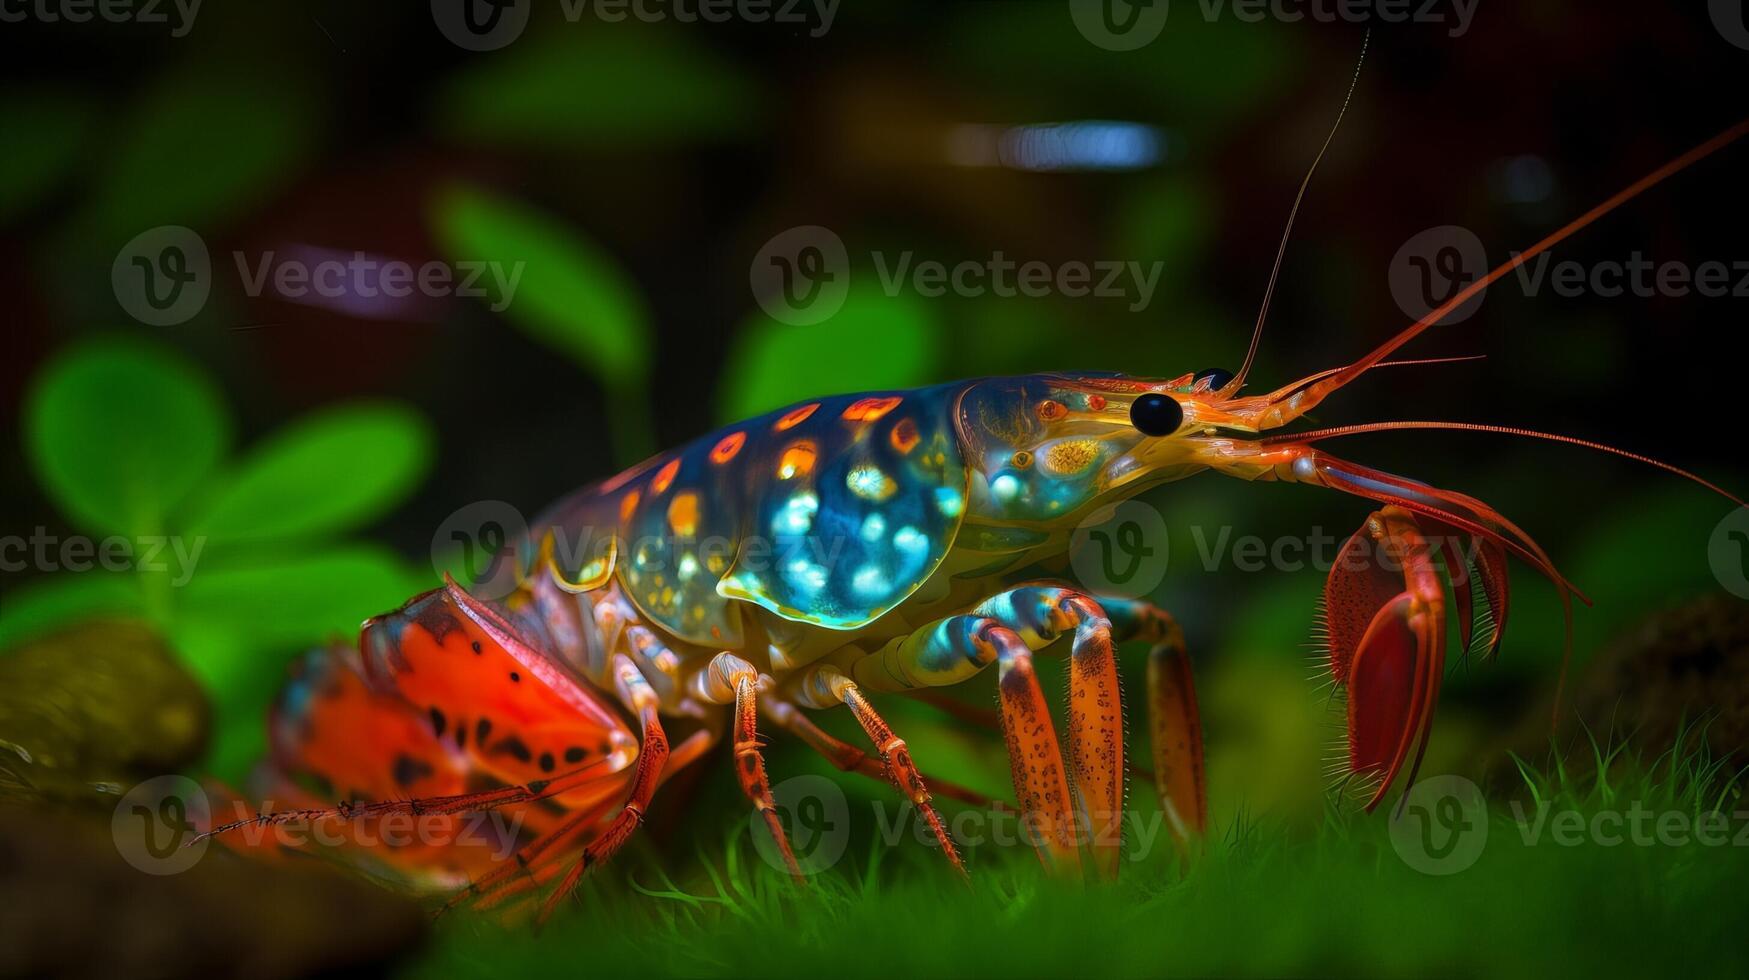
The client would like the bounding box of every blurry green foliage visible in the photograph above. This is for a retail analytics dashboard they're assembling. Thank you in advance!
[435,30,761,148]
[4,339,433,779]
[432,183,655,461]
[181,405,432,545]
[718,286,943,422]
[76,68,317,247]
[942,8,1293,131]
[0,91,96,224]
[26,341,230,537]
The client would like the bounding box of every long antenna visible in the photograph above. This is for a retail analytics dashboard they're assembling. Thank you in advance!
[1227,30,1370,395]
[1261,420,1745,507]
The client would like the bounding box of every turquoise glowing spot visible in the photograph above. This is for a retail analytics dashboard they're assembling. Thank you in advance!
[847,465,898,502]
[785,557,827,594]
[852,564,890,597]
[934,486,964,517]
[860,513,887,542]
[991,473,1022,503]
[894,526,928,559]
[773,492,819,535]
[677,553,699,581]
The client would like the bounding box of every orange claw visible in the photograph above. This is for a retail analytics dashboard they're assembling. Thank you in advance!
[1323,506,1447,811]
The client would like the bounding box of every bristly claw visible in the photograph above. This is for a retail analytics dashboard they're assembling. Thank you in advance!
[1322,506,1447,811]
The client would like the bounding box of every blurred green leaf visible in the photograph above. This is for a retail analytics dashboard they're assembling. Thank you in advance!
[176,546,428,657]
[433,184,651,383]
[719,286,943,421]
[179,403,433,545]
[1116,176,1214,283]
[175,547,426,781]
[436,31,760,148]
[0,91,96,223]
[0,574,146,651]
[78,71,316,244]
[942,9,1293,131]
[25,340,230,535]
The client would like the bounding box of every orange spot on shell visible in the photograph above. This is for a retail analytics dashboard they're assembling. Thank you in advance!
[652,459,681,494]
[667,492,700,537]
[843,396,902,422]
[619,490,641,523]
[776,403,819,430]
[1036,400,1066,422]
[778,441,817,480]
[889,417,920,454]
[711,432,746,464]
[1087,394,1107,411]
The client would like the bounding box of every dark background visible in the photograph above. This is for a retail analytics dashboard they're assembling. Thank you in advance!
[2,0,1747,860]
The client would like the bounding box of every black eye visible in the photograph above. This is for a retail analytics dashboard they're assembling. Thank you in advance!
[1194,367,1235,391]
[1130,393,1184,436]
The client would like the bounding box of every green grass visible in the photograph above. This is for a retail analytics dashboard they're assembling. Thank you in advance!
[406,728,1748,979]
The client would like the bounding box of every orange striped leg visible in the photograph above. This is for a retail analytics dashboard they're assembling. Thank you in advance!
[1099,597,1206,852]
[691,653,805,882]
[442,724,720,916]
[790,667,967,876]
[988,625,1082,876]
[761,699,996,810]
[535,654,671,926]
[974,587,1125,878]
